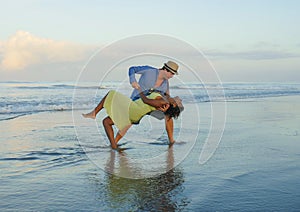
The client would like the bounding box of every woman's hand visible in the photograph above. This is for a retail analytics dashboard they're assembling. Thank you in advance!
[157,104,170,112]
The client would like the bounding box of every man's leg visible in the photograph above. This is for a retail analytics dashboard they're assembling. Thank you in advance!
[165,116,175,144]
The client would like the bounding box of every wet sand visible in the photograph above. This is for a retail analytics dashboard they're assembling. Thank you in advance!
[0,96,299,211]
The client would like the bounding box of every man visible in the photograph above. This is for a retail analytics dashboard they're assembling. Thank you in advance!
[128,61,179,144]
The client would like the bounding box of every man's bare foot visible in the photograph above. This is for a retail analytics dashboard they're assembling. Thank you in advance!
[82,111,96,119]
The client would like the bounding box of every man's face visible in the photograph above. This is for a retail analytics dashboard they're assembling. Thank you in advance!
[164,69,175,79]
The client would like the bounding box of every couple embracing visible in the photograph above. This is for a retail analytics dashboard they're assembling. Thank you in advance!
[83,61,184,150]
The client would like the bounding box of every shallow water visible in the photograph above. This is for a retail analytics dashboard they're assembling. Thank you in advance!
[1,82,300,211]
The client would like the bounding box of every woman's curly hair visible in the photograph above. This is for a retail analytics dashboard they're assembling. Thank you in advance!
[164,104,184,119]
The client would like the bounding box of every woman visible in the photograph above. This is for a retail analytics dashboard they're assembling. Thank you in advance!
[82,89,183,149]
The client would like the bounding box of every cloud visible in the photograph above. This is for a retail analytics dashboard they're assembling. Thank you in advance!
[251,41,280,49]
[205,49,300,60]
[0,31,92,71]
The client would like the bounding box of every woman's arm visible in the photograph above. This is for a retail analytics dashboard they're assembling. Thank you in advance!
[138,90,168,108]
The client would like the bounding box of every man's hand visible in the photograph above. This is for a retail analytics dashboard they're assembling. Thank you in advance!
[131,82,140,90]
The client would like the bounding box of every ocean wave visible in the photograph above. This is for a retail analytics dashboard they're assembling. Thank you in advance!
[2,81,300,91]
[1,147,86,178]
[0,82,122,90]
[1,82,300,120]
[0,108,83,121]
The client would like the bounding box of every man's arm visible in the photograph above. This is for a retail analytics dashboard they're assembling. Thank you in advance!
[128,65,153,84]
[165,116,175,144]
[128,65,157,100]
[165,81,170,96]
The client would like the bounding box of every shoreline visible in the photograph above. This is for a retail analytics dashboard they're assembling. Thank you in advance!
[2,94,300,121]
[1,93,299,210]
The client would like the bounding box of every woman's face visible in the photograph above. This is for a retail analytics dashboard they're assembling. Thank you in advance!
[174,96,182,106]
[158,96,182,112]
[170,96,182,108]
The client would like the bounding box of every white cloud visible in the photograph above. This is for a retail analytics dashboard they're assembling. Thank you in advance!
[205,49,300,60]
[0,31,92,71]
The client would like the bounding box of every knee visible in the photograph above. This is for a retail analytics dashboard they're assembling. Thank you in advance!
[102,117,108,126]
[102,117,111,126]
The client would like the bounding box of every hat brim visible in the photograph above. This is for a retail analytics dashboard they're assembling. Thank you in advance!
[164,64,178,75]
[170,70,178,75]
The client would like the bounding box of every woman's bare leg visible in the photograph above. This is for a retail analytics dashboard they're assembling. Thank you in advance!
[115,124,132,143]
[82,93,109,119]
[114,133,123,144]
[102,116,118,149]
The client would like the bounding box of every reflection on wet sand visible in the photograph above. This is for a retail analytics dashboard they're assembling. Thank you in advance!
[89,146,189,211]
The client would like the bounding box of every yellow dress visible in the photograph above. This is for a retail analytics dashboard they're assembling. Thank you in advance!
[103,90,161,131]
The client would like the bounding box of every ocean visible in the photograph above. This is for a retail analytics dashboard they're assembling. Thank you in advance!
[2,81,300,121]
[0,81,300,211]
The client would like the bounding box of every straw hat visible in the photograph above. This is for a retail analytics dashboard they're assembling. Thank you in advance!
[163,61,179,75]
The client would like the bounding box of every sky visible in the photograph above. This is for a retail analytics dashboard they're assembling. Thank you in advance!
[0,0,299,82]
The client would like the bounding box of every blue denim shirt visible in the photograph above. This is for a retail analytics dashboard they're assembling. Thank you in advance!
[129,65,169,100]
